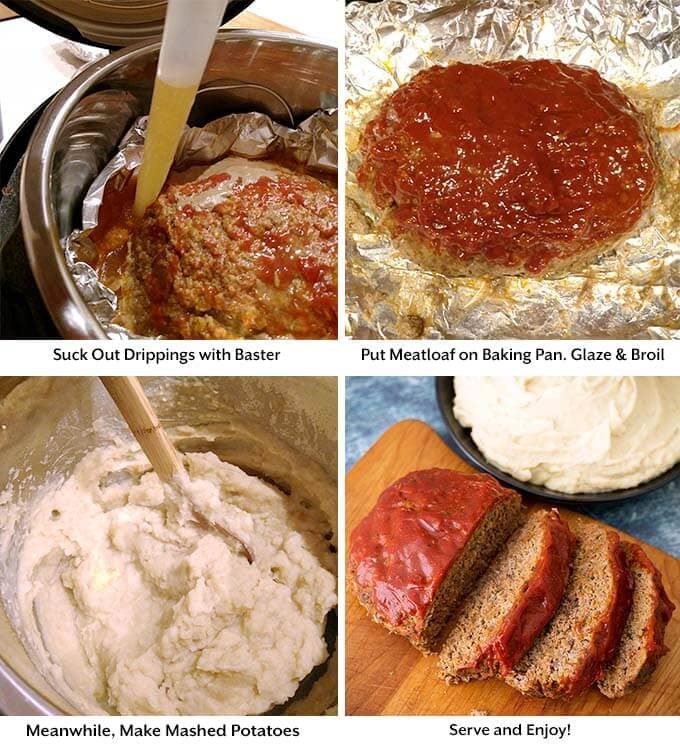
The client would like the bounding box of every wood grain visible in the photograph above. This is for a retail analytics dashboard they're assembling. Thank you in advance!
[345,420,680,716]
[100,376,184,484]
[224,11,296,34]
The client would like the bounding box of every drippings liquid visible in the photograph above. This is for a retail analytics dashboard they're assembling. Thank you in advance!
[134,78,198,216]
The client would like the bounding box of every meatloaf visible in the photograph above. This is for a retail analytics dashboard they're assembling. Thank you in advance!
[357,59,657,276]
[506,522,632,698]
[598,542,675,698]
[349,469,524,653]
[118,164,337,339]
[439,509,575,683]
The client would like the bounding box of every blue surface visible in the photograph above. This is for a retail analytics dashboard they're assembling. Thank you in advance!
[346,376,680,558]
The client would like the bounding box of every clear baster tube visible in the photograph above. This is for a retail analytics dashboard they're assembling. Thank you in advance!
[133,0,230,216]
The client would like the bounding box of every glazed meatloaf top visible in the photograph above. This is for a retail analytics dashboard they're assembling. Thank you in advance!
[118,165,337,339]
[598,542,675,698]
[357,59,657,276]
[439,509,575,683]
[506,522,632,698]
[349,468,523,650]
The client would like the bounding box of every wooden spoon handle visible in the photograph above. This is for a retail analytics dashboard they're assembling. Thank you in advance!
[100,376,184,484]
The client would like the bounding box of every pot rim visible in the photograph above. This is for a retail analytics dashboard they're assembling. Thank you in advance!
[20,29,336,340]
[0,655,62,715]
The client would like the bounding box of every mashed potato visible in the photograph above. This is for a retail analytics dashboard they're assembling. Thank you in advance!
[13,444,336,715]
[454,376,680,494]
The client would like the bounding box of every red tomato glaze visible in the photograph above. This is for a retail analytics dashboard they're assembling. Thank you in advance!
[357,59,658,272]
[488,511,575,674]
[349,468,517,631]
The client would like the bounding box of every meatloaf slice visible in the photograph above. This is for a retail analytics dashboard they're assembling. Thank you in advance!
[439,509,575,683]
[598,542,675,698]
[349,469,524,653]
[506,522,632,698]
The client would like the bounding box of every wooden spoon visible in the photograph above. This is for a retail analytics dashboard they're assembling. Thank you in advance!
[99,376,254,563]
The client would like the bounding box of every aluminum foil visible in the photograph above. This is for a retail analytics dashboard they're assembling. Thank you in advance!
[65,109,338,339]
[345,0,680,339]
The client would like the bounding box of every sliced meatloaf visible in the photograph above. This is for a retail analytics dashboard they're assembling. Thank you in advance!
[598,542,675,698]
[349,469,524,653]
[439,509,575,683]
[506,522,632,698]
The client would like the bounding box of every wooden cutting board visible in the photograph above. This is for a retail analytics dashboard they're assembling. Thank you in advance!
[345,420,680,716]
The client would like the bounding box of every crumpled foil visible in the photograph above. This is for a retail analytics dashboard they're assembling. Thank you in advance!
[65,109,337,339]
[345,0,680,339]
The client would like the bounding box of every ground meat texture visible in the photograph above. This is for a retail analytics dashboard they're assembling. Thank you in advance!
[439,509,575,683]
[349,468,524,652]
[506,522,632,699]
[120,172,337,339]
[357,59,657,275]
[598,542,675,698]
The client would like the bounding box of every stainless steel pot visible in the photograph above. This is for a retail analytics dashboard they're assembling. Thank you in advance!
[5,0,255,47]
[20,32,337,339]
[0,376,338,715]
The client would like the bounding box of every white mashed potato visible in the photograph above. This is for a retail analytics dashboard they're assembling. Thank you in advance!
[14,443,336,715]
[454,376,680,493]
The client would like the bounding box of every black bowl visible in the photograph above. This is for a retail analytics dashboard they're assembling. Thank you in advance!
[435,376,680,505]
